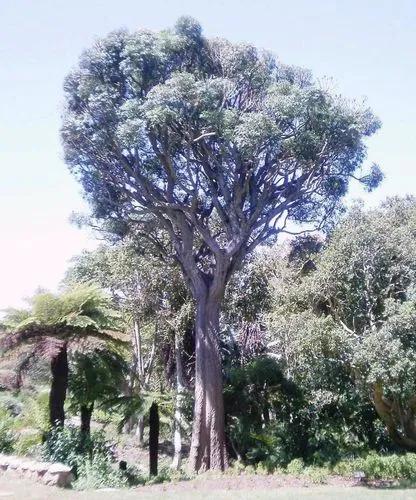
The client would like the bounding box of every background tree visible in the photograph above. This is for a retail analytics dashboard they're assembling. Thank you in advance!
[0,284,126,428]
[66,241,193,458]
[310,197,416,450]
[61,17,380,471]
[267,197,416,452]
[68,347,129,439]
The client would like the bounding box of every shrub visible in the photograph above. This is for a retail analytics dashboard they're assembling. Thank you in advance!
[15,390,49,434]
[14,429,42,456]
[41,426,83,470]
[226,461,248,476]
[73,454,128,490]
[0,393,23,416]
[303,466,329,484]
[333,452,416,480]
[286,458,304,475]
[146,466,191,485]
[0,405,17,453]
[42,425,118,473]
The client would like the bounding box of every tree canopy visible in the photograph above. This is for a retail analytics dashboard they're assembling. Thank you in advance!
[61,16,381,472]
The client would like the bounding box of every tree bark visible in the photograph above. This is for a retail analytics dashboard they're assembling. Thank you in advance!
[136,416,145,446]
[49,343,68,428]
[171,330,185,470]
[372,383,416,450]
[189,297,228,472]
[149,402,159,476]
[80,403,94,436]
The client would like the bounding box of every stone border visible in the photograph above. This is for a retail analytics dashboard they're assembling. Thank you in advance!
[0,454,74,487]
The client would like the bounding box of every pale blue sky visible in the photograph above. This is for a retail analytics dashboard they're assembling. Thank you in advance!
[1,0,415,309]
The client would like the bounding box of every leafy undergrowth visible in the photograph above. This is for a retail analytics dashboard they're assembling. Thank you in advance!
[333,452,416,481]
[1,395,416,490]
[205,453,416,486]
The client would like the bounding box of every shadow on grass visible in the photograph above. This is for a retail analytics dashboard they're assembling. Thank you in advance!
[359,479,416,490]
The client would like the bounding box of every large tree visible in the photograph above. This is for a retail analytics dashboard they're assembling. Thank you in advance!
[61,17,380,471]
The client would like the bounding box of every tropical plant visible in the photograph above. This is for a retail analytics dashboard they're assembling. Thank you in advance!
[0,284,128,428]
[68,347,129,438]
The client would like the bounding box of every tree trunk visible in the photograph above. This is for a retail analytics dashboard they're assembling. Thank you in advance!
[149,402,159,476]
[49,343,68,428]
[373,383,416,450]
[171,330,185,470]
[135,416,145,446]
[80,403,94,436]
[189,297,228,472]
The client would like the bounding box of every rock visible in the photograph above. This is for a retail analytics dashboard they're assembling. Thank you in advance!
[7,458,20,471]
[18,460,31,477]
[0,454,10,470]
[22,461,40,480]
[0,455,73,488]
[42,463,74,487]
[30,461,51,479]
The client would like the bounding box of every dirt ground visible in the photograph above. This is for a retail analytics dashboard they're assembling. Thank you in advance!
[0,474,416,500]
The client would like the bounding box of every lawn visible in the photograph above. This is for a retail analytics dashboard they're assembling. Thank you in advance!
[0,475,415,500]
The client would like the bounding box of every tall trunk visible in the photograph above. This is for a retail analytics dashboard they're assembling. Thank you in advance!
[149,402,159,476]
[136,416,145,446]
[171,330,185,470]
[133,318,144,379]
[189,297,228,472]
[123,319,143,434]
[80,403,94,436]
[49,343,69,428]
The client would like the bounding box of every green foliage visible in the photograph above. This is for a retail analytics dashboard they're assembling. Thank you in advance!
[40,424,145,490]
[15,390,50,434]
[333,452,416,480]
[286,458,304,475]
[14,430,42,456]
[68,348,129,415]
[41,425,114,472]
[73,454,128,490]
[0,405,17,453]
[225,357,301,466]
[108,390,175,434]
[303,465,329,484]
[2,284,121,335]
[264,198,416,454]
[145,465,191,485]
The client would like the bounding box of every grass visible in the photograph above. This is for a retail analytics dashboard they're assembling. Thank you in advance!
[0,476,416,500]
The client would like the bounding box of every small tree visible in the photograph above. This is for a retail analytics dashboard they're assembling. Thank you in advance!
[62,17,380,470]
[0,284,126,428]
[68,348,128,438]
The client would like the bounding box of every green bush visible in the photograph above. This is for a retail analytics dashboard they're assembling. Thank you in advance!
[41,426,83,470]
[0,393,23,416]
[14,430,42,456]
[41,425,115,470]
[41,425,126,483]
[286,457,304,475]
[73,454,128,490]
[333,452,416,480]
[146,466,191,485]
[15,390,49,434]
[303,466,329,484]
[0,405,17,453]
